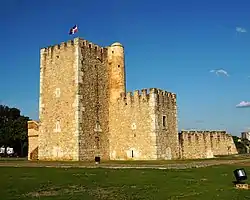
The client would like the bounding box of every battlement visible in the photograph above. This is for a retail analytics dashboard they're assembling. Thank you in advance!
[117,88,176,107]
[179,130,232,139]
[40,37,108,60]
[79,38,108,61]
[179,129,237,159]
[41,38,77,54]
[180,130,227,133]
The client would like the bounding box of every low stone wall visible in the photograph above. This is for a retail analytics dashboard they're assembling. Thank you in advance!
[179,130,238,159]
[28,121,39,160]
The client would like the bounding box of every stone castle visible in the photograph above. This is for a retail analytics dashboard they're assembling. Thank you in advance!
[28,37,238,161]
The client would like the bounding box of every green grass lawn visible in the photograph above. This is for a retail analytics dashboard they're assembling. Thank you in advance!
[0,165,250,200]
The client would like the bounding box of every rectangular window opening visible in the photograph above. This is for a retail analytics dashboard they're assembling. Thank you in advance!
[163,115,166,127]
[95,137,100,149]
[55,120,61,133]
[55,88,61,98]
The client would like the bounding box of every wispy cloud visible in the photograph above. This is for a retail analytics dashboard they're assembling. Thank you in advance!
[236,27,247,33]
[236,101,250,108]
[210,69,229,77]
[195,120,204,124]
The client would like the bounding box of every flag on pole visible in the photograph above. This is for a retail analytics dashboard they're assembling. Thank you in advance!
[69,25,78,35]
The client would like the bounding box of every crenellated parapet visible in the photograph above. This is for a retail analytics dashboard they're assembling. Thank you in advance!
[79,38,108,61]
[180,130,229,135]
[40,37,108,61]
[179,129,237,159]
[40,39,77,58]
[179,130,234,144]
[116,88,176,108]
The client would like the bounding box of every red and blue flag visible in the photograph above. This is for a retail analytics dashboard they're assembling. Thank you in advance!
[69,25,78,35]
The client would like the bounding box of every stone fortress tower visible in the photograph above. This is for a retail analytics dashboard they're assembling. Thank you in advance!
[28,37,237,161]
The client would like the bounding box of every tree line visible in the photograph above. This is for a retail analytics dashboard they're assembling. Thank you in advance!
[0,104,30,157]
[232,135,250,154]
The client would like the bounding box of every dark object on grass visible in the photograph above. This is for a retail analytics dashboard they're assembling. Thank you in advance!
[233,168,247,184]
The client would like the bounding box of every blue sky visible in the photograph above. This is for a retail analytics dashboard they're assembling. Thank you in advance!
[1,0,250,136]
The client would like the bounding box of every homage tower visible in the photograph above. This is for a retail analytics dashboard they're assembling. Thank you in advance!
[27,37,238,161]
[38,38,81,160]
[108,42,126,104]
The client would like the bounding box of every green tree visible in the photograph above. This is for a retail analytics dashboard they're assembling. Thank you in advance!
[0,104,30,157]
[232,135,249,154]
[232,135,240,144]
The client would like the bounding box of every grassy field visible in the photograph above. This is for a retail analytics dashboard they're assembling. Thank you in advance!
[0,164,249,200]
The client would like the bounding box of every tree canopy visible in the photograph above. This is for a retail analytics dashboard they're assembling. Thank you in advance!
[0,104,30,157]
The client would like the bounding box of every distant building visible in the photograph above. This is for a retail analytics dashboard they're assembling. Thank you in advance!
[241,132,250,141]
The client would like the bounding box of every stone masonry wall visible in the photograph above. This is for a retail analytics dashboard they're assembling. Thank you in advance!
[179,131,213,159]
[179,130,238,159]
[154,89,179,160]
[109,88,178,160]
[209,131,238,155]
[28,121,39,160]
[109,89,157,160]
[35,37,239,162]
[78,39,110,160]
[38,39,80,161]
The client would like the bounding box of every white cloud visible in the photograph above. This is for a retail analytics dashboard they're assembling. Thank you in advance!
[210,69,229,77]
[236,27,247,33]
[195,120,204,123]
[236,101,250,108]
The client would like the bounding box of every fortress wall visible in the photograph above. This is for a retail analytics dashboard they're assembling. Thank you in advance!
[210,131,222,155]
[179,131,213,159]
[77,39,110,160]
[109,88,178,160]
[179,130,238,159]
[34,37,238,162]
[154,89,179,159]
[38,38,80,161]
[109,88,157,160]
[28,121,39,160]
[210,131,238,156]
[225,133,238,154]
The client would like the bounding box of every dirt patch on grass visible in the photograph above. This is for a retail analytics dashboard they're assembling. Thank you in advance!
[176,191,203,198]
[25,190,59,197]
[23,185,127,199]
[231,161,250,167]
[24,185,86,197]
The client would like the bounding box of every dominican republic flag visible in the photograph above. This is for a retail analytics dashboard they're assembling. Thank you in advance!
[69,25,78,35]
